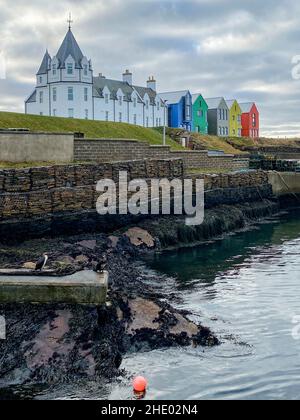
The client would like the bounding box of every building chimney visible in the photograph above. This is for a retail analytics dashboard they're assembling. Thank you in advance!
[123,69,133,85]
[98,73,106,78]
[147,76,156,91]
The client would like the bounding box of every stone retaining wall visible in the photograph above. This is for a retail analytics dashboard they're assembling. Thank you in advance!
[74,139,249,171]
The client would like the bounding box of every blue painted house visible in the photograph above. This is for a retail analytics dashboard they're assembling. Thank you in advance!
[159,90,193,131]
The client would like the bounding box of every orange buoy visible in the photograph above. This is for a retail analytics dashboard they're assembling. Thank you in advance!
[133,376,147,392]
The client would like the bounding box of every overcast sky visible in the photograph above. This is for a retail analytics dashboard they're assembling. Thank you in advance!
[0,0,300,137]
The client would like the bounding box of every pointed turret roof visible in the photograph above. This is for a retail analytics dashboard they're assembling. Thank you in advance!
[37,50,51,75]
[56,28,84,69]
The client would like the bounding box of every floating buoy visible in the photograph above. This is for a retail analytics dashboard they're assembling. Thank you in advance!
[133,376,147,393]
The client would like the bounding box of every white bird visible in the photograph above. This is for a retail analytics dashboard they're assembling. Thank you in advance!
[35,254,48,271]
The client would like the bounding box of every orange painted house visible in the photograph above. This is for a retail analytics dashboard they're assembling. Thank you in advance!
[240,102,259,138]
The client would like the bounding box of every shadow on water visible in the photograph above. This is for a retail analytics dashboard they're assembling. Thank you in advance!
[143,210,300,287]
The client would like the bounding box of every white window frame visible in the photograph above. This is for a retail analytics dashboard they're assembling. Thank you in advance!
[67,63,73,75]
[53,87,57,102]
[68,87,74,101]
[84,87,88,102]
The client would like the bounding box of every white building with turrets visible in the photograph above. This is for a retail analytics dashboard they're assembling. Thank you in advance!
[25,24,167,128]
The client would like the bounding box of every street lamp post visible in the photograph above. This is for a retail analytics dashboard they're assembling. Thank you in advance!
[163,100,168,146]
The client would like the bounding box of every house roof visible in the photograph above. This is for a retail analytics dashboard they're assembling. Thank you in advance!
[56,29,84,69]
[225,99,237,109]
[240,102,255,113]
[159,90,190,104]
[205,97,225,109]
[93,77,159,104]
[192,93,206,105]
[37,50,51,75]
[26,90,37,104]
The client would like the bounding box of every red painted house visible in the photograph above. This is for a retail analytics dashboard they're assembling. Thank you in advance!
[240,102,259,138]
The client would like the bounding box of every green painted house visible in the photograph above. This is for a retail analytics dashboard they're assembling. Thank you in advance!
[192,94,208,134]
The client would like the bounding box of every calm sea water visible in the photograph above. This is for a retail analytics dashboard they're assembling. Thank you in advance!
[2,210,300,400]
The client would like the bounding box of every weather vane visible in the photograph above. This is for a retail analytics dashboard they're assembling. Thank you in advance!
[67,13,73,30]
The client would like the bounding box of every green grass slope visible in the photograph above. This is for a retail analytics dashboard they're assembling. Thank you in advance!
[0,111,182,150]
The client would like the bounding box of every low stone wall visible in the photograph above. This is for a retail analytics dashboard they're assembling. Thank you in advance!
[0,131,74,163]
[74,138,249,171]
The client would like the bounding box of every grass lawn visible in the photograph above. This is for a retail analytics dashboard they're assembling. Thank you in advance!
[0,111,183,150]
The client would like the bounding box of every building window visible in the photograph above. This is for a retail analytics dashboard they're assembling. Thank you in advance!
[134,114,137,125]
[159,118,161,126]
[84,87,88,102]
[52,64,57,75]
[68,87,74,101]
[156,118,159,127]
[83,64,88,76]
[145,100,149,110]
[53,109,56,117]
[119,96,123,106]
[67,63,73,75]
[146,117,149,127]
[233,115,235,121]
[68,108,74,118]
[85,109,88,120]
[39,76,43,84]
[252,113,256,127]
[226,127,228,136]
[226,110,228,120]
[219,109,222,120]
[222,109,225,120]
[197,110,203,117]
[105,111,109,121]
[39,91,43,104]
[133,97,137,108]
[119,112,122,122]
[157,102,160,111]
[105,94,109,104]
[219,127,222,136]
[53,88,57,102]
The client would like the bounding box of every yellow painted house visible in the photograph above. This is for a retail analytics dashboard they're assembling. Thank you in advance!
[226,100,242,137]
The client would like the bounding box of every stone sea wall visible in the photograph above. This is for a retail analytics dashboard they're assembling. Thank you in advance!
[0,159,272,242]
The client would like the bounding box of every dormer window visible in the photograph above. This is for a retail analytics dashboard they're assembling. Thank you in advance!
[145,100,149,110]
[39,76,43,84]
[83,65,88,76]
[67,63,73,75]
[52,64,57,75]
[105,94,109,104]
[119,96,123,106]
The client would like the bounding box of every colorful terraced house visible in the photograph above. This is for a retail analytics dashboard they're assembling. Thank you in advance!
[240,102,260,138]
[226,100,242,137]
[205,97,229,137]
[192,94,208,134]
[159,90,193,131]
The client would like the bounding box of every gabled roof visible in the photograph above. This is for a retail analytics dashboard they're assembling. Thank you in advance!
[133,86,158,105]
[37,50,51,75]
[240,102,255,113]
[93,77,161,105]
[93,77,134,101]
[25,90,37,104]
[159,90,190,105]
[192,93,207,105]
[205,97,225,109]
[56,29,84,69]
[225,99,236,109]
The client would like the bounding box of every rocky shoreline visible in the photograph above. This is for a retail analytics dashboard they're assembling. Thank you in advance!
[0,197,281,390]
